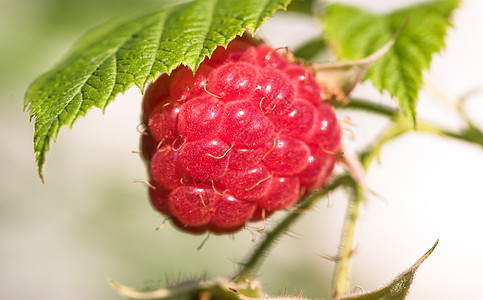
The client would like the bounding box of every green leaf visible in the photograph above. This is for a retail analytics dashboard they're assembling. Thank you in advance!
[323,0,460,125]
[313,33,398,102]
[24,0,291,181]
[293,36,327,62]
[110,278,263,300]
[338,240,439,300]
[286,0,318,15]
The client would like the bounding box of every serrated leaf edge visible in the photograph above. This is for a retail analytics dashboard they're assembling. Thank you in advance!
[25,0,291,181]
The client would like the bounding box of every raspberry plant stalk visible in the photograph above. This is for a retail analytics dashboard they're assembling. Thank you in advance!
[23,0,482,299]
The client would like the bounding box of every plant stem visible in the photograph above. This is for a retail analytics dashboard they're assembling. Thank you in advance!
[235,97,482,293]
[343,98,483,149]
[233,175,351,282]
[344,98,397,117]
[329,99,483,298]
[331,117,409,299]
[331,183,362,299]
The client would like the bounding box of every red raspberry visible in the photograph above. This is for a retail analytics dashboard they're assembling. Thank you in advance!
[141,37,341,234]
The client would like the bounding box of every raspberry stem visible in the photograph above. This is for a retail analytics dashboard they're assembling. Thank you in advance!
[331,182,362,298]
[332,114,427,297]
[234,104,472,295]
[344,98,483,149]
[330,100,483,297]
[332,117,410,297]
[233,175,350,283]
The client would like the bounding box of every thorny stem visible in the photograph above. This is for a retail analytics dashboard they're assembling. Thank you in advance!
[331,117,406,298]
[332,182,362,299]
[331,97,483,298]
[233,175,352,283]
[344,98,483,148]
[234,97,483,293]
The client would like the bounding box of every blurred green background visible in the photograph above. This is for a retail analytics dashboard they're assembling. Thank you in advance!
[2,0,483,299]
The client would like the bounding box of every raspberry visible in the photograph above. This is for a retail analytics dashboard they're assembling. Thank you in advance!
[141,37,341,234]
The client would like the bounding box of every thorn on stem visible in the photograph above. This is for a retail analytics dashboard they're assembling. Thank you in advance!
[318,253,341,262]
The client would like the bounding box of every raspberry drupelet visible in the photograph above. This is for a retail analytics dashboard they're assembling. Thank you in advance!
[141,37,341,234]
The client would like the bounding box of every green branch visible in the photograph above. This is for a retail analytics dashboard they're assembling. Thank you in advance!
[331,116,407,298]
[331,181,362,299]
[234,97,483,295]
[233,175,352,282]
[331,97,482,298]
[343,98,483,149]
[344,98,397,117]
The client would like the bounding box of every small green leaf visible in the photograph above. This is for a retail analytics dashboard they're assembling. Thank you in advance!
[24,0,291,181]
[338,240,439,300]
[110,278,263,300]
[323,0,460,125]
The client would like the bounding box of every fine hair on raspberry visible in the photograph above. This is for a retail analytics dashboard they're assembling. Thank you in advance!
[141,36,341,234]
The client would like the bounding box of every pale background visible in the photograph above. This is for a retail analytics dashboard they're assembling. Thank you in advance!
[1,0,482,299]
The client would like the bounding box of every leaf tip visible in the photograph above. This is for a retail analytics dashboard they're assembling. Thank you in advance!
[409,110,418,130]
[35,149,47,183]
[413,239,439,271]
[108,279,120,290]
[37,163,45,183]
[425,239,439,257]
[108,279,132,296]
